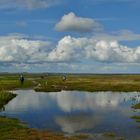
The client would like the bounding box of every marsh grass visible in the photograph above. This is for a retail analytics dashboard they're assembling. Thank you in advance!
[103,132,116,138]
[0,117,91,140]
[0,80,35,91]
[1,74,140,92]
[0,117,126,140]
[72,134,89,139]
[131,116,140,120]
[0,91,16,109]
[131,116,140,129]
[132,103,140,109]
[34,75,140,92]
[131,103,140,129]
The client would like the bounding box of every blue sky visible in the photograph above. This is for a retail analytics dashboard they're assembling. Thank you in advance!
[1,0,140,73]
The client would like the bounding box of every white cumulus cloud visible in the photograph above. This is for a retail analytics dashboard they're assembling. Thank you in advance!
[55,12,102,33]
[48,35,140,63]
[0,35,51,64]
[48,36,89,62]
[1,34,140,70]
[85,40,137,63]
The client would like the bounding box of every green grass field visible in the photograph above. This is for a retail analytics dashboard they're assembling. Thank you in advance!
[34,74,140,92]
[2,74,140,92]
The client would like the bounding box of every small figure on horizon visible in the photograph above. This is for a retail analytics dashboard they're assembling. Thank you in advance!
[20,75,25,85]
[62,75,67,81]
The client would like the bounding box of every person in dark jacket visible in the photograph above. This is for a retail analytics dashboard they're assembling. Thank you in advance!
[20,75,24,85]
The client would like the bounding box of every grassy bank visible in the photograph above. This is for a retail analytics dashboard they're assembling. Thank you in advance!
[0,117,125,140]
[34,74,140,92]
[0,73,39,91]
[0,117,77,140]
[0,91,16,109]
[2,74,140,92]
[0,79,35,91]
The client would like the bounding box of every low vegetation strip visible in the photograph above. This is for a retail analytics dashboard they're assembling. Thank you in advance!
[0,91,16,109]
[0,79,35,91]
[0,117,89,140]
[0,117,125,140]
[34,75,140,92]
[131,103,140,129]
[2,74,140,92]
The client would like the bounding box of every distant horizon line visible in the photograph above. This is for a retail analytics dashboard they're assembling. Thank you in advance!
[1,72,140,75]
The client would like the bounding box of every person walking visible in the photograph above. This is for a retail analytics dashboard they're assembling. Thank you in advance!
[20,75,25,85]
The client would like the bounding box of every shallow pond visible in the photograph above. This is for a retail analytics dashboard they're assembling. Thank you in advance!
[0,90,140,139]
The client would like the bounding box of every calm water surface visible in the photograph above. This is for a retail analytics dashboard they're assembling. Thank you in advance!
[0,90,140,139]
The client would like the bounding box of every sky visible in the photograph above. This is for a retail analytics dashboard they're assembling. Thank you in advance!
[1,0,140,73]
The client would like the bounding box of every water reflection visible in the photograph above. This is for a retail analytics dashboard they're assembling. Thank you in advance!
[49,91,140,112]
[55,113,103,133]
[0,90,140,139]
[4,90,50,112]
[6,90,140,113]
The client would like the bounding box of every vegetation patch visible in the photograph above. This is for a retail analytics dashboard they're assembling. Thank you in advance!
[131,103,140,129]
[0,117,90,140]
[33,74,140,92]
[0,74,36,91]
[72,134,89,139]
[2,74,140,92]
[0,91,16,109]
[131,116,140,129]
[131,116,140,120]
[103,132,116,138]
[132,103,140,109]
[0,117,126,140]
